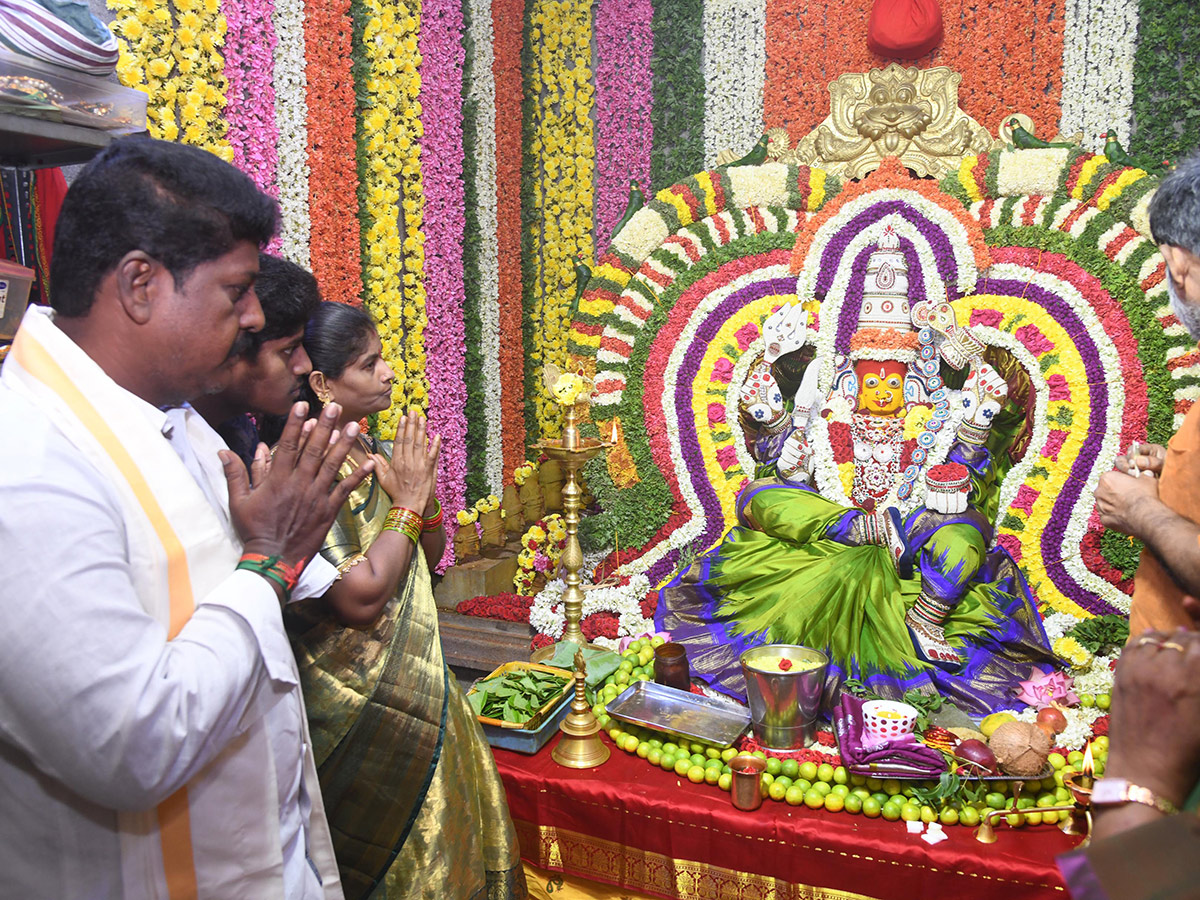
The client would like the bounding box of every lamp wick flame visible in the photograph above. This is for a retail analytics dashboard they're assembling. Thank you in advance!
[1082,741,1094,777]
[610,417,619,443]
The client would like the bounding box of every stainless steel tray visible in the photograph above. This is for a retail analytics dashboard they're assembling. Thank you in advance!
[606,681,750,746]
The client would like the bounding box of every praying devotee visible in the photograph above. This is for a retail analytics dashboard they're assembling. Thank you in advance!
[193,251,322,470]
[283,301,526,899]
[0,137,372,898]
[1096,152,1200,636]
[1056,620,1200,898]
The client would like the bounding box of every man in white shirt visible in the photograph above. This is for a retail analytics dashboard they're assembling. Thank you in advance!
[0,137,370,899]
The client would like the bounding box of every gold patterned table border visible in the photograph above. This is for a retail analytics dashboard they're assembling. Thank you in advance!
[515,818,886,900]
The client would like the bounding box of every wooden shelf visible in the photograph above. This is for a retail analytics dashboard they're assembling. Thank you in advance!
[0,112,140,168]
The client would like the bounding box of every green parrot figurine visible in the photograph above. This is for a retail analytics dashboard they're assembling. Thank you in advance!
[1102,130,1171,173]
[719,134,770,169]
[1007,118,1074,150]
[610,180,646,240]
[567,252,592,322]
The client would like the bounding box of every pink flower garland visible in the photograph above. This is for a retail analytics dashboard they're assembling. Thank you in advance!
[594,0,653,249]
[223,0,280,249]
[419,0,468,570]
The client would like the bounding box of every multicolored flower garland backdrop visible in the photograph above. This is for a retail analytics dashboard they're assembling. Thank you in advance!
[101,0,1200,576]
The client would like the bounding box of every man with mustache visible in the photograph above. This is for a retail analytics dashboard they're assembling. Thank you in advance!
[0,136,369,898]
[194,252,322,471]
[1096,152,1200,635]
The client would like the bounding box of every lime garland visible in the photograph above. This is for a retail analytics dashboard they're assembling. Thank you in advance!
[593,641,1113,826]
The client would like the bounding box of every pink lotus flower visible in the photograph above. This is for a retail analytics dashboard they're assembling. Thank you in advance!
[1014,667,1078,707]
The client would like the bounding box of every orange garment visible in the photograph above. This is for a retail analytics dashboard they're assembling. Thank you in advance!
[1130,401,1200,636]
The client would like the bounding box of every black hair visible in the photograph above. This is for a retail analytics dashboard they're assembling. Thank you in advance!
[49,135,278,316]
[240,253,323,356]
[1149,151,1200,256]
[300,301,379,409]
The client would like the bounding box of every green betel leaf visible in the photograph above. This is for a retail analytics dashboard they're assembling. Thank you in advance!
[468,691,486,716]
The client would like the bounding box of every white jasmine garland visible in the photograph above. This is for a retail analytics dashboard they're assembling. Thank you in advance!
[1060,0,1139,154]
[271,0,310,266]
[529,575,654,640]
[466,0,504,492]
[702,0,766,169]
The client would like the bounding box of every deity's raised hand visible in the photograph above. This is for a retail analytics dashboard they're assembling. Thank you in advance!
[777,432,814,485]
[739,359,787,427]
[960,361,1008,427]
[762,303,809,364]
[791,358,823,429]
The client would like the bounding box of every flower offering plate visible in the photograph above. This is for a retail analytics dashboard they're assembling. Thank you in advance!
[607,681,750,746]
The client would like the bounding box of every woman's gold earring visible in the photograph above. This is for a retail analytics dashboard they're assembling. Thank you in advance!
[316,388,333,404]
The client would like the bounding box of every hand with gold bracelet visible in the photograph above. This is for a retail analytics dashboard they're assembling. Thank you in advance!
[322,413,443,628]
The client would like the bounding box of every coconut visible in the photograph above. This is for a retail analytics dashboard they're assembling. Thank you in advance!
[988,720,1051,777]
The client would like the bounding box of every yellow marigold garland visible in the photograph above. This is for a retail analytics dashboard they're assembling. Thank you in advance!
[108,0,231,160]
[527,0,595,437]
[359,0,428,436]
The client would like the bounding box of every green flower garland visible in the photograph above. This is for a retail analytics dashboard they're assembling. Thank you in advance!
[650,0,705,191]
[1131,1,1200,164]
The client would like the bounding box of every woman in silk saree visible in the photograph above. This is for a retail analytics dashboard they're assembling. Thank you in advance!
[285,302,525,900]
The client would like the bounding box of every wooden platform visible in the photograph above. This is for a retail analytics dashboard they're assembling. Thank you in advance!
[438,609,533,673]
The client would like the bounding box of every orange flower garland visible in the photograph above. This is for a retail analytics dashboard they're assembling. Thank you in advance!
[494,0,527,481]
[305,0,362,305]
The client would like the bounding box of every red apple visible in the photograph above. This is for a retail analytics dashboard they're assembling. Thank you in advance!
[1036,706,1068,735]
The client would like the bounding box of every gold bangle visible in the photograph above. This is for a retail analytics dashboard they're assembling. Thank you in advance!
[334,553,369,581]
[383,506,424,545]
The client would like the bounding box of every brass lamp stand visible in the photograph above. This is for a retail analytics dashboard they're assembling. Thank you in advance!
[552,650,610,768]
[531,401,613,662]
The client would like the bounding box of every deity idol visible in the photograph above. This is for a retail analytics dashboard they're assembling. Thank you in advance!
[657,228,1056,714]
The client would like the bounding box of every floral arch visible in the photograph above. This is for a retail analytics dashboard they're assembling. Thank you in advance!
[568,148,1174,624]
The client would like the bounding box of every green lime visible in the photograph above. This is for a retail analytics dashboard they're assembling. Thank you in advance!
[812,781,832,797]
[766,757,783,776]
[660,753,677,772]
[862,797,883,818]
[662,742,679,756]
[817,763,835,783]
[614,670,630,686]
[674,758,692,777]
[1036,793,1056,808]
[1080,693,1095,708]
[849,773,868,787]
[635,740,650,758]
[689,742,706,755]
[879,801,900,821]
[830,784,849,798]
[618,660,634,673]
[1047,752,1066,770]
[651,635,666,647]
[1005,812,1024,827]
[687,765,706,784]
[804,789,826,809]
[881,779,902,797]
[774,775,793,790]
[843,793,863,815]
[785,785,805,806]
[769,780,788,802]
[721,747,738,762]
[899,803,921,822]
[920,805,937,824]
[870,791,889,807]
[985,792,1007,810]
[781,759,800,779]
[1096,693,1111,710]
[865,777,883,792]
[799,761,818,782]
[704,767,721,786]
[705,747,722,760]
[691,753,706,767]
[938,807,959,826]
[823,792,845,813]
[647,748,662,766]
[1040,809,1060,825]
[959,805,981,827]
[833,766,849,785]
[751,750,768,760]
[705,757,724,770]
[718,772,732,791]
[760,773,774,789]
